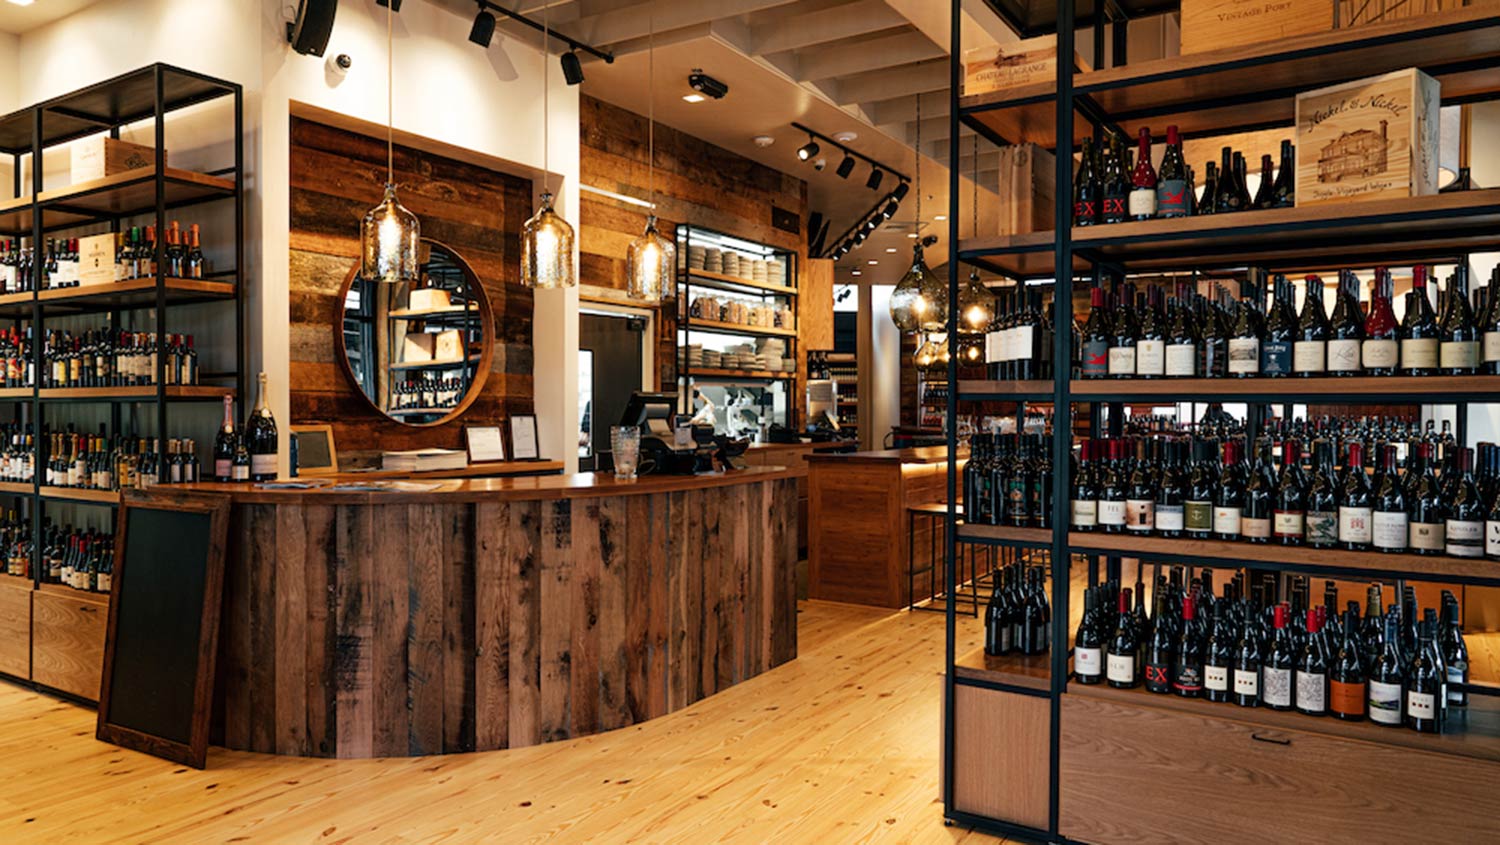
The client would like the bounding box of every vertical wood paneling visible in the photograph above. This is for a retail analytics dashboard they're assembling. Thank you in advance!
[370,506,410,757]
[273,506,308,756]
[248,503,277,753]
[406,504,444,756]
[507,500,542,748]
[596,496,630,731]
[643,493,670,719]
[334,504,375,759]
[473,501,509,750]
[623,494,652,722]
[303,505,337,756]
[569,500,602,737]
[441,504,476,753]
[538,500,573,743]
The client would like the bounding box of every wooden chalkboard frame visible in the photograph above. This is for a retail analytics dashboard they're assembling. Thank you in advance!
[96,493,231,769]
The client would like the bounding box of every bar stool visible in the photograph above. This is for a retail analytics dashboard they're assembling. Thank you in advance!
[905,502,984,616]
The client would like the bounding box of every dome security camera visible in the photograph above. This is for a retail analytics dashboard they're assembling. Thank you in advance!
[813,158,827,172]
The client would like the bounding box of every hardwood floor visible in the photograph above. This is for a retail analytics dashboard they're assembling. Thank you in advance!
[0,600,1007,844]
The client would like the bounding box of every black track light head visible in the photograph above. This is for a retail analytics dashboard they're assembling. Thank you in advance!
[376,0,403,10]
[469,9,496,47]
[882,201,898,219]
[891,180,910,201]
[561,50,585,85]
[835,154,855,179]
[797,138,820,162]
[853,231,867,245]
[866,168,884,191]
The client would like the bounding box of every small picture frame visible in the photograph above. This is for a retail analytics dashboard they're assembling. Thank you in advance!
[290,425,338,476]
[465,425,507,463]
[509,414,540,461]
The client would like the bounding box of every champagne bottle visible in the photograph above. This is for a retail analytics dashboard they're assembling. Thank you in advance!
[213,395,236,483]
[247,372,279,482]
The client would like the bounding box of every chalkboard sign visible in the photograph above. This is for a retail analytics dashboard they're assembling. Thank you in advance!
[97,494,230,769]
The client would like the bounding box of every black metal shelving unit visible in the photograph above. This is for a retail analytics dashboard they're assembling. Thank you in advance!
[943,4,1500,842]
[0,64,243,697]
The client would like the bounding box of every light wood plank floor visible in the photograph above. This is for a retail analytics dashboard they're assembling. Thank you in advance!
[0,600,1004,845]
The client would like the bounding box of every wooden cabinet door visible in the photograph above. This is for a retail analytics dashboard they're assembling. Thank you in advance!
[951,685,1051,830]
[0,580,30,678]
[32,589,108,701]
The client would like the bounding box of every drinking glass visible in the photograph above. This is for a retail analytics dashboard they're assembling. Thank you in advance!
[611,426,641,480]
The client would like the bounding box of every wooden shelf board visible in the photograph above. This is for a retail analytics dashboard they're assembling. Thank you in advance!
[387,355,481,372]
[388,305,480,319]
[0,387,31,399]
[684,318,798,339]
[31,166,233,226]
[958,379,1056,400]
[37,385,234,401]
[0,572,30,592]
[1069,374,1500,401]
[0,481,32,495]
[387,407,456,417]
[1068,680,1500,765]
[683,268,797,295]
[35,581,108,604]
[38,486,119,504]
[954,644,1054,691]
[1067,531,1500,583]
[685,367,795,380]
[958,523,1054,547]
[35,277,235,311]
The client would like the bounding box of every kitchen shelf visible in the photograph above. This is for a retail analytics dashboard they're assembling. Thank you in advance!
[1067,532,1500,586]
[684,318,797,339]
[1069,374,1500,403]
[681,268,797,296]
[954,644,1054,692]
[38,486,119,505]
[685,367,795,381]
[34,277,236,313]
[36,385,234,402]
[388,355,482,372]
[957,523,1054,548]
[1067,681,1500,765]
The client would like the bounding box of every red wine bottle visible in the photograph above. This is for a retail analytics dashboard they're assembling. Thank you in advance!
[1074,586,1104,684]
[1106,587,1140,688]
[1155,125,1189,218]
[1295,607,1329,716]
[1262,603,1295,710]
[1400,265,1439,376]
[1128,128,1158,221]
[1080,287,1111,379]
[1330,606,1367,720]
[1073,137,1100,227]
[1362,268,1399,375]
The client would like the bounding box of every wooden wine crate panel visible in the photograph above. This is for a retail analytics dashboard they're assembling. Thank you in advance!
[1060,692,1500,843]
[0,577,29,678]
[950,685,1051,829]
[962,38,1090,97]
[995,144,1056,237]
[1181,0,1333,55]
[31,587,107,701]
[1336,0,1467,29]
[1295,68,1441,207]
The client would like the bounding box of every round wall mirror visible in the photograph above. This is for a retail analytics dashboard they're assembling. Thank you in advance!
[335,239,494,426]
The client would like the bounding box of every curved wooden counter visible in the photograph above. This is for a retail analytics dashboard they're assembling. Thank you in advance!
[131,468,798,758]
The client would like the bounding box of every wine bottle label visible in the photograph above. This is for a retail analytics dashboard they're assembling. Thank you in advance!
[1071,499,1098,527]
[1227,338,1259,373]
[1075,647,1102,677]
[1155,504,1184,532]
[1125,499,1155,532]
[1106,653,1135,684]
[1128,188,1157,219]
[1445,519,1483,557]
[1107,346,1136,376]
[1337,506,1372,544]
[1440,340,1478,369]
[1145,662,1171,692]
[1445,665,1466,702]
[232,464,249,481]
[1185,500,1213,532]
[1204,664,1229,692]
[1487,520,1500,556]
[1273,510,1305,538]
[1407,690,1436,720]
[1330,679,1365,716]
[1233,668,1258,697]
[1292,340,1326,373]
[251,454,276,476]
[1000,625,1013,653]
[1241,516,1271,539]
[1296,671,1327,712]
[1082,339,1109,377]
[1155,179,1189,217]
[1260,340,1292,375]
[1369,680,1403,724]
[215,458,231,478]
[1165,343,1196,376]
[1102,195,1126,222]
[1371,510,1408,550]
[1400,337,1438,369]
[1073,200,1097,224]
[1212,505,1242,535]
[1326,338,1360,371]
[1098,499,1127,526]
[1484,331,1500,363]
[1135,340,1165,376]
[1173,663,1203,694]
[1410,521,1444,551]
[1014,326,1036,361]
[1362,338,1398,369]
[985,331,1002,363]
[1262,666,1292,707]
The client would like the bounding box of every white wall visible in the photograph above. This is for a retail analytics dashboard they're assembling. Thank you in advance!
[13,0,582,472]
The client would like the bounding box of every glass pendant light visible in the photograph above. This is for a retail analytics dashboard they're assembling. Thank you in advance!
[957,268,994,335]
[932,335,951,375]
[913,334,939,369]
[361,0,419,284]
[521,3,576,288]
[626,4,676,300]
[957,333,985,364]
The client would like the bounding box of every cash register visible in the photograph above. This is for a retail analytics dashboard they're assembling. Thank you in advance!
[618,392,720,475]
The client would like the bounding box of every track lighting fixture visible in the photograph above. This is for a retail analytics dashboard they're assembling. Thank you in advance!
[469,6,496,47]
[891,181,910,201]
[866,168,884,191]
[561,50,585,85]
[882,201,898,219]
[797,137,820,161]
[376,0,403,10]
[836,153,855,179]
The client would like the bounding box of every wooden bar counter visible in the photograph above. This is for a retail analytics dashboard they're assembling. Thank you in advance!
[129,467,799,759]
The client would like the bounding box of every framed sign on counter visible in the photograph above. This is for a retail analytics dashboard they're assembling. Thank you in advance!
[465,425,506,462]
[509,414,540,460]
[290,424,338,476]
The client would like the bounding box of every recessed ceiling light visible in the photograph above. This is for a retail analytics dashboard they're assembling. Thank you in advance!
[885,248,897,253]
[933,215,947,221]
[833,131,858,143]
[752,135,774,147]
[867,260,879,265]
[6,0,35,6]
[907,233,919,238]
[851,270,862,276]
[682,93,707,103]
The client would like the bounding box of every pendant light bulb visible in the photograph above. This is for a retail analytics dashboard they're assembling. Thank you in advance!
[627,214,675,301]
[957,268,994,335]
[913,334,938,369]
[522,191,576,289]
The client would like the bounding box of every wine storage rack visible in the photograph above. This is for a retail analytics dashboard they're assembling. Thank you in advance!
[941,4,1500,842]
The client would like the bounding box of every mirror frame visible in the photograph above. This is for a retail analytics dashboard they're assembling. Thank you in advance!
[332,238,496,428]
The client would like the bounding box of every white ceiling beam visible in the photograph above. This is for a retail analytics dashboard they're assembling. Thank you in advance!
[570,0,802,47]
[784,29,944,82]
[820,59,949,106]
[750,0,909,54]
[867,93,950,128]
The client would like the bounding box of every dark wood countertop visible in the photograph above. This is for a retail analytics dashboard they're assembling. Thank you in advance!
[805,445,961,466]
[130,465,800,505]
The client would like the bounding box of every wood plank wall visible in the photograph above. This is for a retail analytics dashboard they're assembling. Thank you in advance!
[578,96,810,393]
[213,479,798,757]
[288,117,535,456]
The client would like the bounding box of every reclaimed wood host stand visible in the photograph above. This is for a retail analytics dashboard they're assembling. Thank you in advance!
[129,467,798,758]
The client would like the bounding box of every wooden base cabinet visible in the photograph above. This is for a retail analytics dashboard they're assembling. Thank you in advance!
[950,685,1051,830]
[1059,692,1500,844]
[0,579,30,678]
[31,589,107,701]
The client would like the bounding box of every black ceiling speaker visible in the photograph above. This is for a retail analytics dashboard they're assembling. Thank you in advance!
[287,0,338,57]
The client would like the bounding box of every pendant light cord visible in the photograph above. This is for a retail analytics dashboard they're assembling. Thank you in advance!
[647,0,655,210]
[972,132,978,240]
[914,92,921,234]
[387,0,394,185]
[542,0,550,195]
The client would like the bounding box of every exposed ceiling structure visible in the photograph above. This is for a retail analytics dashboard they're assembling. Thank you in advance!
[491,0,1022,286]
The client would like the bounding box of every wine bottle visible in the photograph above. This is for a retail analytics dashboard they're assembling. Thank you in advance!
[1405,618,1442,733]
[1440,594,1468,708]
[1073,137,1101,227]
[1080,287,1110,378]
[1197,160,1218,216]
[1107,587,1140,688]
[1400,265,1439,376]
[1362,268,1399,375]
[1108,287,1138,377]
[1262,603,1295,711]
[1273,439,1306,544]
[1369,611,1405,726]
[1260,275,1296,377]
[1173,591,1204,697]
[1204,600,1234,703]
[1199,292,1229,377]
[1445,447,1484,558]
[1185,438,1216,539]
[247,372,278,482]
[1271,140,1295,208]
[1293,275,1330,377]
[1227,296,1262,378]
[1233,151,1252,210]
[1252,153,1276,209]
[1135,287,1166,378]
[1241,438,1275,542]
[1213,440,1245,541]
[1330,607,1367,720]
[1327,269,1364,375]
[1101,133,1129,225]
[1018,567,1050,656]
[1371,445,1408,553]
[1155,126,1189,218]
[1481,266,1500,373]
[1164,291,1199,377]
[1126,439,1156,535]
[1337,442,1372,551]
[1232,598,1262,707]
[1409,442,1447,555]
[1295,607,1329,716]
[1074,586,1103,684]
[1128,128,1158,221]
[1439,264,1478,375]
[1155,439,1187,538]
[1213,147,1241,214]
[984,573,1007,656]
[1144,586,1176,694]
[213,395,236,483]
[1098,439,1127,534]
